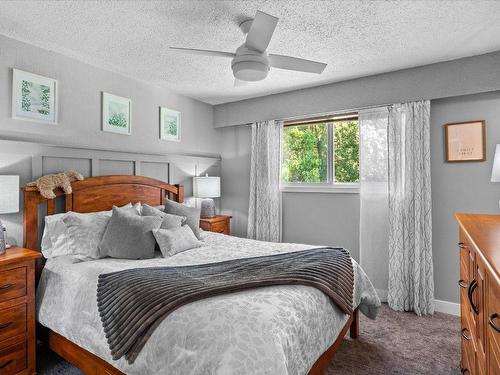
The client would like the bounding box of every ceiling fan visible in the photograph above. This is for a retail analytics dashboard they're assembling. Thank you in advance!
[170,10,327,86]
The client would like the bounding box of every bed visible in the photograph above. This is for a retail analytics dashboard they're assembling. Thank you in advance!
[24,175,380,375]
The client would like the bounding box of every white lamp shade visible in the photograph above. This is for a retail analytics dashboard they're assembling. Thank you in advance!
[492,145,500,182]
[193,176,220,198]
[0,175,20,214]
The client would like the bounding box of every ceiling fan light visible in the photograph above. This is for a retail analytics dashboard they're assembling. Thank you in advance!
[232,61,269,82]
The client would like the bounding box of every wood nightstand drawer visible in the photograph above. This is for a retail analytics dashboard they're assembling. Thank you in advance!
[0,341,26,375]
[0,268,26,303]
[200,215,232,235]
[211,222,227,233]
[0,305,26,344]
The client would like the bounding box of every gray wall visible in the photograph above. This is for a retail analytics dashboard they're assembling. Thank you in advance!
[0,35,218,157]
[218,91,500,305]
[282,193,360,261]
[214,51,500,128]
[431,91,500,303]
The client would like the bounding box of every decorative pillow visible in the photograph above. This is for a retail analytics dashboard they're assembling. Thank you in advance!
[63,211,111,259]
[141,204,185,229]
[153,225,202,257]
[99,207,163,259]
[164,200,201,239]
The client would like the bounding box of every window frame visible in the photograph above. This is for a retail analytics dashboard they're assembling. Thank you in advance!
[280,113,360,194]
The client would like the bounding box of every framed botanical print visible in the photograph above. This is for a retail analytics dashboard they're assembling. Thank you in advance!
[12,69,58,124]
[444,120,486,162]
[102,92,131,135]
[159,107,181,142]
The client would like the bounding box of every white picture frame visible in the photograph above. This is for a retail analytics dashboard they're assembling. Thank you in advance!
[102,92,132,135]
[12,69,58,124]
[159,107,181,142]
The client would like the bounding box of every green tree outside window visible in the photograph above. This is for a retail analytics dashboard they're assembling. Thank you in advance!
[282,120,359,184]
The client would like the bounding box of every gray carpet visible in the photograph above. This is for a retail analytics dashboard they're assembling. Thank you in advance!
[37,304,460,375]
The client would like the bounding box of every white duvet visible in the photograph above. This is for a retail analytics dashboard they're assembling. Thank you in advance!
[37,232,380,375]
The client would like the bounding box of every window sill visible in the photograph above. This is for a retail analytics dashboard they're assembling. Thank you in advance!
[280,184,360,194]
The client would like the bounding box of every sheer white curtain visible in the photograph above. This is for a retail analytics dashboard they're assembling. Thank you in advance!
[247,120,282,242]
[359,108,390,300]
[387,101,434,316]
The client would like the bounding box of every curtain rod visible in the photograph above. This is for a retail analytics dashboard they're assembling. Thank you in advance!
[240,103,393,127]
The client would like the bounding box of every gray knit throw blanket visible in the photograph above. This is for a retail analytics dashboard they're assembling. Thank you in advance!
[97,247,354,364]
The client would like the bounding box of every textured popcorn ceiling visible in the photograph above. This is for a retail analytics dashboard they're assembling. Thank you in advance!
[0,1,499,105]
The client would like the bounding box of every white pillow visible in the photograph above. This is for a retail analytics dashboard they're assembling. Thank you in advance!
[153,225,202,258]
[40,203,139,259]
[41,213,69,258]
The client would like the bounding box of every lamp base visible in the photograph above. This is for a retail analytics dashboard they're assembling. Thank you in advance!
[200,198,216,218]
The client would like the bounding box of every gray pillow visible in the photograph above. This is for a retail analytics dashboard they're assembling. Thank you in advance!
[153,225,202,257]
[99,207,163,259]
[141,204,186,229]
[164,200,201,239]
[63,211,111,259]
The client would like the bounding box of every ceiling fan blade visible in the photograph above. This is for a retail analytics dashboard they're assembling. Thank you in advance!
[170,47,235,58]
[234,78,248,87]
[268,54,327,74]
[245,11,278,53]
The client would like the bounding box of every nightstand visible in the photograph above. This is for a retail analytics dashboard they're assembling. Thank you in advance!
[0,247,41,374]
[199,215,232,235]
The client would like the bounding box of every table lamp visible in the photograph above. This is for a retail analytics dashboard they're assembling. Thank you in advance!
[0,175,20,254]
[193,174,220,218]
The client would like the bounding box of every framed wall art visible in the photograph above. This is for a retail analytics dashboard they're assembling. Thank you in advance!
[444,120,486,162]
[159,107,181,142]
[102,92,131,135]
[12,69,58,124]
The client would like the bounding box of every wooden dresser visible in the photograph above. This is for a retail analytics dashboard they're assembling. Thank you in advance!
[456,214,500,375]
[0,248,41,375]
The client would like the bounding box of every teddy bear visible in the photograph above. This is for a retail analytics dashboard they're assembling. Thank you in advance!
[27,170,84,199]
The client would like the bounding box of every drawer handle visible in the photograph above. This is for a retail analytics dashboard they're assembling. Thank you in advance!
[489,313,500,333]
[461,328,471,341]
[458,242,467,249]
[0,360,12,369]
[458,280,468,289]
[467,279,479,314]
[460,368,469,375]
[0,284,13,291]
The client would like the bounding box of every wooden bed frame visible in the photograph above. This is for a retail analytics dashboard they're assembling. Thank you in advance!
[23,175,358,375]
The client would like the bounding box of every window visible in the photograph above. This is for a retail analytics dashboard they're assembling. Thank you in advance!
[281,113,359,192]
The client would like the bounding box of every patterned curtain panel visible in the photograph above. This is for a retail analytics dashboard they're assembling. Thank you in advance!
[359,107,390,300]
[387,100,434,316]
[247,120,282,242]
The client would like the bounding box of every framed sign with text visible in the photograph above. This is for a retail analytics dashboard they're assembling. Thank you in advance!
[445,120,486,162]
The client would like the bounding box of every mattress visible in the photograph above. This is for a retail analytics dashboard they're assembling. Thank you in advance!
[37,231,380,375]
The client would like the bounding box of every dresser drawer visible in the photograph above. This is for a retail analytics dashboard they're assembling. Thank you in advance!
[487,280,500,373]
[461,317,476,373]
[0,305,26,344]
[0,268,26,303]
[0,341,26,375]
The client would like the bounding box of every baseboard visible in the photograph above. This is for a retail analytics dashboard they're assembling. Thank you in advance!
[434,299,460,316]
[375,289,388,302]
[374,289,459,316]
